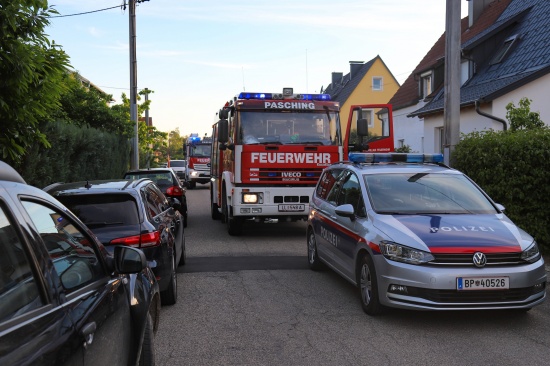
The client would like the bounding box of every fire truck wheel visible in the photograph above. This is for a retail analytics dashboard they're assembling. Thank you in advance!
[211,202,221,220]
[222,192,243,235]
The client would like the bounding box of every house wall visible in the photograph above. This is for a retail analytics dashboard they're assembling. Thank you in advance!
[339,58,400,135]
[422,73,550,153]
[393,103,427,153]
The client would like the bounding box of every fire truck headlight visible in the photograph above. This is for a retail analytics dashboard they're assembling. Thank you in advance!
[242,192,263,204]
[191,171,199,177]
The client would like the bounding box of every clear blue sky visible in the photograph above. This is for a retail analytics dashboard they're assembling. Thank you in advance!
[47,0,469,137]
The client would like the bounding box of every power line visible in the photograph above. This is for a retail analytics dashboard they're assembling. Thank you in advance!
[49,1,149,18]
[49,5,124,18]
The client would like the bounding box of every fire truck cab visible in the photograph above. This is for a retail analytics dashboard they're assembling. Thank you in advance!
[210,88,343,235]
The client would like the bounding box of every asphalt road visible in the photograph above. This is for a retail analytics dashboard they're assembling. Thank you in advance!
[155,185,550,366]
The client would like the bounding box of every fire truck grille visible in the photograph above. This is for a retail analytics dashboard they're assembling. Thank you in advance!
[274,196,310,203]
[194,163,210,171]
[248,168,322,183]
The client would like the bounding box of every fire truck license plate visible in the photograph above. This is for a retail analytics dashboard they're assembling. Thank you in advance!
[278,204,305,212]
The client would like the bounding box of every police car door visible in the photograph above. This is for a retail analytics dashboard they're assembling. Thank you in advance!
[331,171,365,280]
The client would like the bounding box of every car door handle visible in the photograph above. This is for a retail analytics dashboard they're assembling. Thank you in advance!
[81,321,97,347]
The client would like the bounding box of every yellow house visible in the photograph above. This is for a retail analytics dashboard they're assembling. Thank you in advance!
[321,56,400,136]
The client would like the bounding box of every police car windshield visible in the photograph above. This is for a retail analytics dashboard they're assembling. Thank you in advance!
[238,111,339,145]
[364,173,498,215]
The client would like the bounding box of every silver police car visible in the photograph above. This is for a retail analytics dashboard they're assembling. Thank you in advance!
[307,153,546,315]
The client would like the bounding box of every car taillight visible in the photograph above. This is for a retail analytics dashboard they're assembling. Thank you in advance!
[166,186,183,196]
[110,231,161,248]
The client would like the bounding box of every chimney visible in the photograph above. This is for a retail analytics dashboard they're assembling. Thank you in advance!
[468,0,492,27]
[349,61,364,79]
[331,72,343,86]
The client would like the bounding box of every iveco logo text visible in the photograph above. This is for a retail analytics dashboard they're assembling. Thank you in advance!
[320,226,339,248]
[251,152,331,165]
[429,226,495,233]
[264,101,315,110]
[282,172,301,178]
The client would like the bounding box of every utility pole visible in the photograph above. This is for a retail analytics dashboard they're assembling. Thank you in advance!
[443,0,461,166]
[129,0,139,169]
[143,88,152,169]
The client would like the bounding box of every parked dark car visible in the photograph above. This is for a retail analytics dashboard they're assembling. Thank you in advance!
[0,160,160,365]
[124,168,188,227]
[44,178,186,306]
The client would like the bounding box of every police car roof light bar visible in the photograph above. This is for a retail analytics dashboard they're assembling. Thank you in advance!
[349,153,445,164]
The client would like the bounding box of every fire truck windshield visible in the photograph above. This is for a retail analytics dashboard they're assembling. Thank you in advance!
[189,144,211,157]
[238,111,340,146]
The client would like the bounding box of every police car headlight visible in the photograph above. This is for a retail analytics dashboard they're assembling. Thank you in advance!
[379,241,434,265]
[521,241,540,263]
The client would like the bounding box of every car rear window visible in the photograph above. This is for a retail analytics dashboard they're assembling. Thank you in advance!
[57,194,140,227]
[169,161,185,167]
[125,172,174,189]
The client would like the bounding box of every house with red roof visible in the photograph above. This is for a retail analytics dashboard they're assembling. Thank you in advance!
[390,0,550,153]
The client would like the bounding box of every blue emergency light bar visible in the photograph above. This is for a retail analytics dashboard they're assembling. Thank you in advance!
[349,153,445,164]
[188,136,201,143]
[238,92,331,101]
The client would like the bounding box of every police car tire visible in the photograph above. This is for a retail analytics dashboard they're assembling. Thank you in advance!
[358,254,384,316]
[307,229,323,271]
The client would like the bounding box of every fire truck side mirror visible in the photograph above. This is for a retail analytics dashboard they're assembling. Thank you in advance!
[357,118,369,137]
[218,119,229,143]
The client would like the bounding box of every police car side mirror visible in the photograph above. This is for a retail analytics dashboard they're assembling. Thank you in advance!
[357,118,369,137]
[335,204,356,221]
[495,203,505,212]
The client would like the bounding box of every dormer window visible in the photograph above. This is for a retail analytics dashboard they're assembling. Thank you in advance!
[490,34,519,65]
[420,71,432,99]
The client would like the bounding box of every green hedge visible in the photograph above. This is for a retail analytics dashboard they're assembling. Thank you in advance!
[20,121,130,188]
[452,129,550,254]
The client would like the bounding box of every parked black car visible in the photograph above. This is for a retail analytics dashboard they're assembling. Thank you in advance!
[124,168,188,227]
[0,161,160,365]
[44,178,185,306]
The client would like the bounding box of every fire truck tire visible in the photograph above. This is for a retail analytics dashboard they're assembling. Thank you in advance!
[222,191,243,236]
[211,202,221,220]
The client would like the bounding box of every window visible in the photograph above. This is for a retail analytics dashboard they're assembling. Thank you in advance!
[0,204,43,321]
[337,172,365,217]
[435,127,444,154]
[490,34,519,65]
[316,169,343,200]
[461,59,472,85]
[420,71,432,98]
[372,77,383,91]
[22,201,104,292]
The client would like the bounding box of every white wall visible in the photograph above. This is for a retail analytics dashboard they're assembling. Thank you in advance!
[392,102,426,153]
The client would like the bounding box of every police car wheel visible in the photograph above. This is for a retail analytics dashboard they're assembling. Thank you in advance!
[358,254,384,316]
[307,229,323,271]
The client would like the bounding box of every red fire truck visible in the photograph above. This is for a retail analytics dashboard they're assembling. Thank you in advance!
[210,88,342,235]
[184,133,212,189]
[210,88,395,235]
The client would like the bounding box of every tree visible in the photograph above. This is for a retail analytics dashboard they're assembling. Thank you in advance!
[0,1,70,165]
[505,97,545,131]
[53,72,132,136]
